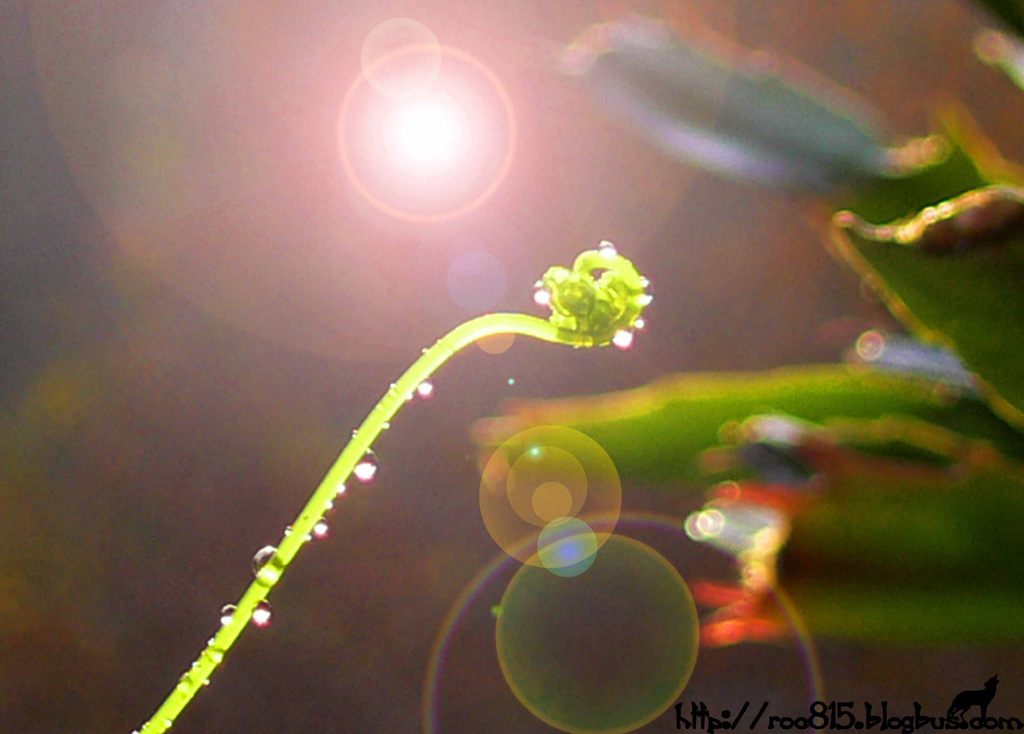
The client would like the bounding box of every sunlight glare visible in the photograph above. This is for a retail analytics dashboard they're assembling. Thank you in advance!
[389,97,464,173]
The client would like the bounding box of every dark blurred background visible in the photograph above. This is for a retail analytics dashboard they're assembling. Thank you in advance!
[3,0,1023,731]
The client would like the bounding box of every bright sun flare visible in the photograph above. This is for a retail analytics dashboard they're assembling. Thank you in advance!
[389,96,464,172]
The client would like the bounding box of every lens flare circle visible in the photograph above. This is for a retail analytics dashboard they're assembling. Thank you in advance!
[506,446,587,527]
[854,329,885,361]
[360,18,442,98]
[339,45,516,224]
[480,426,621,567]
[496,534,699,734]
[446,250,507,312]
[532,481,574,523]
[537,517,599,577]
[476,332,515,355]
[423,513,823,734]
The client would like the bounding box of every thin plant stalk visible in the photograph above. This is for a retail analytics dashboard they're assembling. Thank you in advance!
[135,245,650,733]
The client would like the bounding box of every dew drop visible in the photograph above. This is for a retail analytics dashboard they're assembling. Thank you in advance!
[354,453,379,483]
[382,421,391,430]
[325,499,335,511]
[206,648,224,664]
[253,546,277,576]
[634,317,646,330]
[416,379,434,399]
[637,293,654,306]
[336,482,348,497]
[284,525,293,536]
[252,545,282,585]
[313,518,329,539]
[612,329,634,349]
[219,604,237,626]
[507,377,515,386]
[533,286,552,306]
[639,276,650,288]
[252,601,273,627]
[598,240,618,257]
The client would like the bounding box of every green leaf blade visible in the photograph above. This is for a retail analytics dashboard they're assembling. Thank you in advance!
[830,109,1024,429]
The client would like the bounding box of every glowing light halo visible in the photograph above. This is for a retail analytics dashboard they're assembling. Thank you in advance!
[476,332,515,354]
[496,534,699,734]
[537,516,599,577]
[446,250,508,312]
[360,18,442,98]
[386,94,466,174]
[506,446,588,528]
[532,481,574,522]
[421,512,824,734]
[338,44,517,224]
[479,426,621,567]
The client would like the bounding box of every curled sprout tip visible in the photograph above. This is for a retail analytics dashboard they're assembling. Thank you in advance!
[536,242,652,347]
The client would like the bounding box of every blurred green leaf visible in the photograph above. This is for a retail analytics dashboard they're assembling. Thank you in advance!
[567,15,893,192]
[788,467,1024,583]
[974,0,1024,40]
[474,365,1024,485]
[974,28,1024,90]
[475,364,1024,642]
[786,582,1024,643]
[830,109,1024,430]
[781,456,1024,644]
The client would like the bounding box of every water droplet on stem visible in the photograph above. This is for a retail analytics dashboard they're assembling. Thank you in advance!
[252,601,273,627]
[612,329,634,349]
[252,546,282,585]
[354,453,379,483]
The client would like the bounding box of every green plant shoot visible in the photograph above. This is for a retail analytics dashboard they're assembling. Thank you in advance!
[134,244,651,734]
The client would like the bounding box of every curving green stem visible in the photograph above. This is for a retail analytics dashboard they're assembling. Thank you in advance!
[135,245,650,733]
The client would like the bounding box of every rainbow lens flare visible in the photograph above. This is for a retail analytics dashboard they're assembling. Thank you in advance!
[496,535,699,734]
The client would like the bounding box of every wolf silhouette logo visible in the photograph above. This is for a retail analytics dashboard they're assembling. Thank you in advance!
[947,675,999,721]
